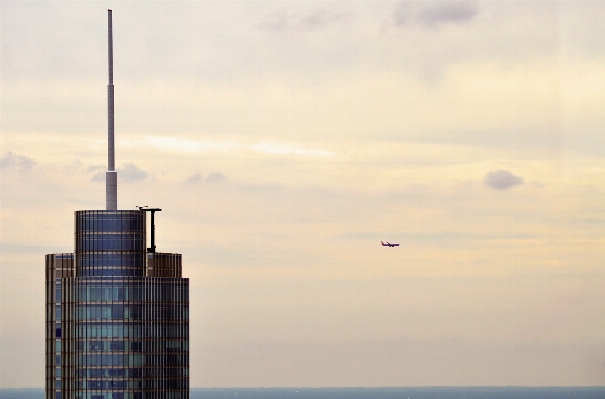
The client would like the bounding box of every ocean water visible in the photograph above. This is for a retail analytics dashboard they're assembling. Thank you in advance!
[2,387,604,399]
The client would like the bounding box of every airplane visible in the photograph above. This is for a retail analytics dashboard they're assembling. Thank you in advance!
[381,241,399,247]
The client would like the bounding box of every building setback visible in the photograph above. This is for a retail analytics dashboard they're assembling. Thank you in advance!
[45,10,189,399]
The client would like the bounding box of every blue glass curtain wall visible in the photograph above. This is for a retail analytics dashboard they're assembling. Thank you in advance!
[61,277,189,399]
[47,210,189,399]
[75,211,146,278]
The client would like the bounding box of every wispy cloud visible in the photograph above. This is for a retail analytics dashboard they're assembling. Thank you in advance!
[91,171,104,182]
[259,9,351,32]
[185,171,226,184]
[119,163,149,183]
[88,165,105,182]
[483,169,524,190]
[142,137,334,158]
[393,1,478,29]
[206,172,226,183]
[90,163,149,183]
[0,152,36,171]
[185,172,204,184]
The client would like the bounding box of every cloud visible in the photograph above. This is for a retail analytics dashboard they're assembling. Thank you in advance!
[88,165,105,182]
[483,170,524,190]
[393,1,478,29]
[206,172,225,183]
[185,172,226,184]
[91,171,104,182]
[298,9,351,31]
[185,172,204,184]
[259,9,351,32]
[250,141,333,157]
[91,163,149,183]
[118,163,149,183]
[67,160,83,170]
[87,165,104,172]
[142,136,334,158]
[0,152,36,171]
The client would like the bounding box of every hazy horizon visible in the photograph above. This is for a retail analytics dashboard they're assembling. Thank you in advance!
[1,0,604,388]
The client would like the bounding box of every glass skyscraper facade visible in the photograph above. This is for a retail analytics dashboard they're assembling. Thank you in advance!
[46,211,189,399]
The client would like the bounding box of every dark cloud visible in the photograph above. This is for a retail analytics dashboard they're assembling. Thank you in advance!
[0,152,36,171]
[393,1,478,29]
[483,170,524,190]
[118,163,149,183]
[259,9,351,32]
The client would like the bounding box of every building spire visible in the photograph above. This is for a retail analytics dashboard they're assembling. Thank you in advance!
[106,9,117,210]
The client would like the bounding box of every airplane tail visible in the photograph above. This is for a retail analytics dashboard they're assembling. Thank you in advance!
[381,241,385,245]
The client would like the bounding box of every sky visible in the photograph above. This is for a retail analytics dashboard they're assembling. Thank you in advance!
[1,0,605,388]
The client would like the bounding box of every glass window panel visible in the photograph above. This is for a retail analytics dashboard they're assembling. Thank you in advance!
[89,341,103,351]
[110,341,124,351]
[89,368,103,378]
[111,305,124,319]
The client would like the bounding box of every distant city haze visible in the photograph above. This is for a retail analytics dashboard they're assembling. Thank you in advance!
[1,0,605,387]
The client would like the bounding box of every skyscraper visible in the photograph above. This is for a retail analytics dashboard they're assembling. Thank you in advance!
[45,11,189,399]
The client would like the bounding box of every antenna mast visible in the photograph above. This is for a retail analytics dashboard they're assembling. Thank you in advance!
[106,9,117,210]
